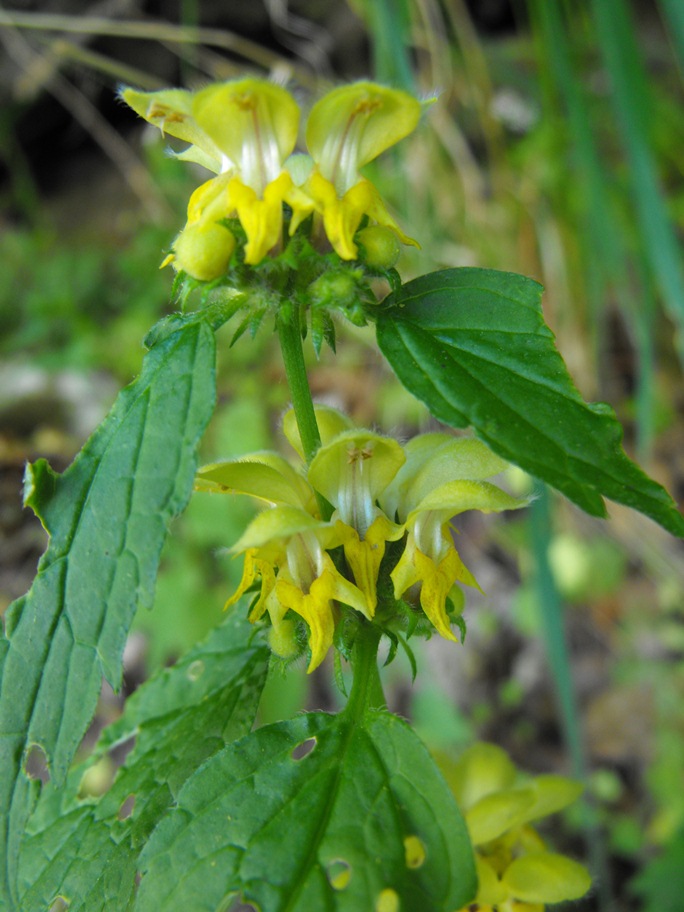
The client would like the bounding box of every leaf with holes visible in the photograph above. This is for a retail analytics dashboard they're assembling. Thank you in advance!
[0,320,216,911]
[16,609,269,912]
[376,268,684,536]
[135,709,476,912]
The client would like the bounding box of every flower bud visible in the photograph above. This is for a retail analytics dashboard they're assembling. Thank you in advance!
[173,221,235,281]
[268,618,301,660]
[357,225,401,269]
[308,269,360,311]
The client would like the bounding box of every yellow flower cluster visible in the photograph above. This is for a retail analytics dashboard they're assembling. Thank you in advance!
[121,78,421,279]
[196,407,528,672]
[438,743,592,912]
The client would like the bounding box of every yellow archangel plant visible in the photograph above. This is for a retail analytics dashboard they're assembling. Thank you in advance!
[196,407,529,672]
[439,742,592,912]
[120,78,422,278]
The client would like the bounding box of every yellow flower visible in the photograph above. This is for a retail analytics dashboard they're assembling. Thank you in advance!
[381,436,529,643]
[307,429,406,615]
[121,79,314,274]
[196,445,368,672]
[122,79,425,271]
[436,743,592,912]
[198,410,530,667]
[305,82,421,258]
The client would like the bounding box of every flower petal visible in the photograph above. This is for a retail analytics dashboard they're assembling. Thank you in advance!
[120,87,224,170]
[405,438,511,504]
[407,480,530,523]
[283,405,355,460]
[523,776,584,824]
[197,452,316,513]
[308,429,405,534]
[334,515,404,616]
[501,852,592,903]
[231,505,332,553]
[192,79,300,192]
[227,172,296,264]
[466,788,537,845]
[444,742,519,810]
[276,573,336,672]
[306,82,421,191]
[473,856,508,906]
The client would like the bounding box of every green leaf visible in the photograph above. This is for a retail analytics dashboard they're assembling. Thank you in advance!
[16,610,269,912]
[376,268,684,536]
[0,320,216,910]
[136,710,476,912]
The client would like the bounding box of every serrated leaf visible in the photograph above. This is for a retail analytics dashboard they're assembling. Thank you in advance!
[0,321,216,910]
[376,268,684,536]
[136,710,476,912]
[17,610,269,912]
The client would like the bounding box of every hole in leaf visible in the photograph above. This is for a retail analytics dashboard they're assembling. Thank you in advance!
[24,744,50,783]
[291,737,316,761]
[326,859,352,891]
[109,734,136,767]
[375,887,399,912]
[117,794,136,820]
[404,834,426,869]
[227,900,259,911]
[186,659,205,681]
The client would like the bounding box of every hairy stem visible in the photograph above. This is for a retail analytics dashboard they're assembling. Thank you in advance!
[277,301,332,521]
[277,303,321,462]
[345,621,385,720]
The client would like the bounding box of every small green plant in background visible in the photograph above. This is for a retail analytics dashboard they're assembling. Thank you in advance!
[1,71,682,912]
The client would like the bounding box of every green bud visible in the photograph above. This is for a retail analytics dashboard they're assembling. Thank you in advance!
[268,618,301,660]
[173,221,235,281]
[356,225,401,269]
[308,269,360,310]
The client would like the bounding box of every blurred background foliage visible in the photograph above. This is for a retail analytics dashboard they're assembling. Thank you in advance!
[1,1,683,910]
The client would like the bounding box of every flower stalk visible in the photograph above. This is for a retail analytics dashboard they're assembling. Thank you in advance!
[276,302,321,467]
[344,620,385,719]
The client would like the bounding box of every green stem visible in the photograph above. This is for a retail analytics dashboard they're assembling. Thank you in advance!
[345,621,385,720]
[277,302,321,465]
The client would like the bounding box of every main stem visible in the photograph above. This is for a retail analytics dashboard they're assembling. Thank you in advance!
[345,621,385,720]
[278,300,384,716]
[277,303,322,466]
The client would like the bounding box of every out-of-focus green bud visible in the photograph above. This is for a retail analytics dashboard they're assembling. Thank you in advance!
[173,221,235,281]
[357,225,401,269]
[308,269,360,310]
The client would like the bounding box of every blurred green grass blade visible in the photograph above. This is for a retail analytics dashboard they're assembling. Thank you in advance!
[529,0,624,305]
[531,1,659,456]
[356,0,414,90]
[592,0,684,366]
[528,486,614,912]
[631,256,658,462]
[659,0,684,77]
